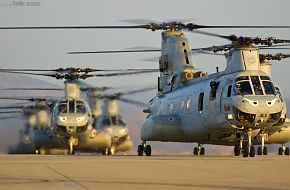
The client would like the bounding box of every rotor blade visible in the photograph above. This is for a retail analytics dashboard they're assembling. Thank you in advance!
[0,25,139,30]
[0,97,48,102]
[118,97,147,107]
[0,106,24,109]
[189,30,238,41]
[0,68,66,72]
[68,49,161,54]
[0,70,55,77]
[92,70,158,77]
[186,24,290,30]
[120,86,157,96]
[259,47,290,50]
[0,88,63,91]
[0,110,22,114]
[0,115,21,120]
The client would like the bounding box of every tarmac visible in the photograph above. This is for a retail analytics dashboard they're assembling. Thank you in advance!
[0,154,290,190]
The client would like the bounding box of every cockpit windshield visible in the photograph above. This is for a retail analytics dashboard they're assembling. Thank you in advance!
[251,76,263,95]
[234,81,253,95]
[56,100,88,114]
[234,75,276,96]
[102,116,126,127]
[261,76,276,95]
[76,101,87,113]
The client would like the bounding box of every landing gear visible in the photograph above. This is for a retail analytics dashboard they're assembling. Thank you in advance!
[108,146,116,155]
[257,134,267,155]
[193,144,205,156]
[242,130,255,157]
[137,141,151,156]
[137,145,143,156]
[278,143,289,155]
[68,137,78,155]
[234,140,242,156]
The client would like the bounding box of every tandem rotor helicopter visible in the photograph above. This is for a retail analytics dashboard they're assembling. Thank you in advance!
[1,21,290,157]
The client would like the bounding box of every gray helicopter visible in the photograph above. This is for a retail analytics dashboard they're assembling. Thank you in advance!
[87,87,155,155]
[0,99,68,154]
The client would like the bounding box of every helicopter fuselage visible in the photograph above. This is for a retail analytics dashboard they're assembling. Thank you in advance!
[141,70,285,144]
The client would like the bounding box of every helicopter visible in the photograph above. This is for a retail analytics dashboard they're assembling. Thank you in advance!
[0,99,67,154]
[88,86,155,155]
[0,67,158,154]
[62,21,290,157]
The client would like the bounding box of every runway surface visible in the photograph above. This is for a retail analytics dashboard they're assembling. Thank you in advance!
[0,154,289,190]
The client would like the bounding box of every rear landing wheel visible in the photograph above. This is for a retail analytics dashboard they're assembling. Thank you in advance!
[279,147,283,155]
[257,147,262,155]
[144,145,151,156]
[193,147,198,155]
[200,147,205,155]
[234,144,241,156]
[249,146,255,157]
[285,147,289,155]
[263,147,268,155]
[137,145,144,156]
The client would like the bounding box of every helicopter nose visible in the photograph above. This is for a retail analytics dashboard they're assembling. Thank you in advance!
[231,96,284,126]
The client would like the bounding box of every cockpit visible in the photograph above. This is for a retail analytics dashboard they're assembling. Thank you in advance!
[56,99,89,114]
[233,75,276,96]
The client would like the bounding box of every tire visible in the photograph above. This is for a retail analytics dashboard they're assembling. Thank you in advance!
[285,147,289,155]
[234,145,240,156]
[200,147,205,155]
[263,147,268,155]
[278,147,283,155]
[144,145,151,156]
[249,146,255,157]
[257,146,262,155]
[242,146,249,157]
[193,147,198,155]
[137,145,144,156]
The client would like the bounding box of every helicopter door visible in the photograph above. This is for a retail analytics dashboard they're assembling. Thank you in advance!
[198,92,208,128]
[221,84,232,114]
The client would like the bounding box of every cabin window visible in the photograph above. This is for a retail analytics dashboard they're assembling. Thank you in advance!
[198,92,204,111]
[182,42,186,46]
[181,100,185,112]
[169,104,173,114]
[227,85,232,97]
[184,49,190,64]
[251,76,263,95]
[186,97,191,111]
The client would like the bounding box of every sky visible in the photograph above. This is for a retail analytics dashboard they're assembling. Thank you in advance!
[0,0,289,154]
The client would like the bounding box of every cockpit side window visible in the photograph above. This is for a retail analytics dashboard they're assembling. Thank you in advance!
[76,101,87,113]
[250,76,263,95]
[58,103,67,113]
[260,76,276,95]
[262,81,275,95]
[234,81,253,96]
[275,87,283,102]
